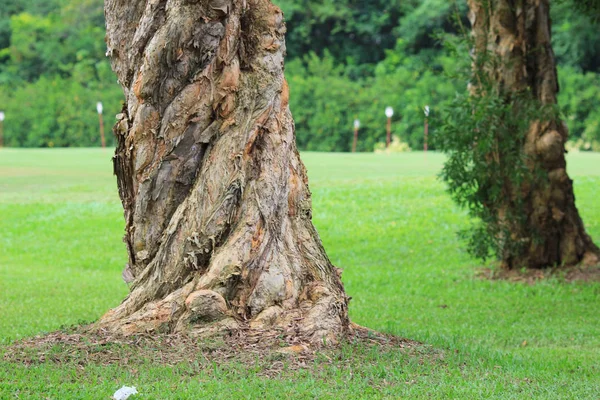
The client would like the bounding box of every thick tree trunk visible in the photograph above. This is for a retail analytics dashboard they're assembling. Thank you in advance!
[99,0,350,342]
[468,0,599,268]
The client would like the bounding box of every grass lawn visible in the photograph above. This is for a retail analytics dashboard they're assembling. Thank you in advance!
[1,149,599,399]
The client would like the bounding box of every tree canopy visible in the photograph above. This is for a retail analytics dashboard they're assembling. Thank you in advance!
[0,0,599,151]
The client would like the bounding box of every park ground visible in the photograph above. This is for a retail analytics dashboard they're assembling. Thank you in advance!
[0,149,599,399]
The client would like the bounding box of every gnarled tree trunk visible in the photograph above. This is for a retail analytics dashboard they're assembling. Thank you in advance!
[468,0,599,268]
[99,0,350,342]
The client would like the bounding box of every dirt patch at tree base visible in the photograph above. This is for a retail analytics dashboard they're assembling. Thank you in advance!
[476,264,600,284]
[2,324,422,378]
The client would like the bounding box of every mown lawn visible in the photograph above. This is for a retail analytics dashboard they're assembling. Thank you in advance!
[1,149,599,399]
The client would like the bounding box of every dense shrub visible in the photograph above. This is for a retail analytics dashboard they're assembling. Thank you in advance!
[288,42,456,152]
[0,76,122,147]
[558,66,600,150]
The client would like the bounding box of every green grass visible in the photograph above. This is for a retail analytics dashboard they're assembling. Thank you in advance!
[1,149,599,399]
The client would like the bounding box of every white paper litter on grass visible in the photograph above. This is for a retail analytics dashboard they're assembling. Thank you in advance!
[113,386,138,400]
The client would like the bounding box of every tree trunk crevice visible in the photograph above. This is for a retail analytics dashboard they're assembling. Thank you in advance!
[100,0,350,342]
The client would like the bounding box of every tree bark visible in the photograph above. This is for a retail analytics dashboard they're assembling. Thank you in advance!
[468,0,599,268]
[99,0,350,342]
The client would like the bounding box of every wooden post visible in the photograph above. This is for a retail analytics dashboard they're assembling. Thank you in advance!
[352,119,360,153]
[424,105,430,159]
[386,117,391,148]
[385,107,394,148]
[0,111,4,148]
[424,119,428,153]
[97,102,106,148]
[98,112,106,148]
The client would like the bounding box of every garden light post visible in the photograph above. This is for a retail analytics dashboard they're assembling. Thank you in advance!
[0,111,4,148]
[385,106,394,148]
[424,105,430,157]
[97,102,106,148]
[352,119,360,153]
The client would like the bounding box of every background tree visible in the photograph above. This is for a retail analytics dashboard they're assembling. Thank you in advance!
[439,0,600,268]
[98,0,350,341]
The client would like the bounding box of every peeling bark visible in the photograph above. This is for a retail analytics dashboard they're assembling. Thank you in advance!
[468,0,600,268]
[100,0,350,342]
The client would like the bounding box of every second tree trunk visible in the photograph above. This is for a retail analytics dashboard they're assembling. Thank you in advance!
[468,0,599,268]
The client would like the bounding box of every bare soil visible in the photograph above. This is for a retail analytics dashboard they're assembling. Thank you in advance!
[477,263,600,285]
[3,324,421,378]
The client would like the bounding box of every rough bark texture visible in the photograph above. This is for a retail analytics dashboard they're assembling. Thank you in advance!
[468,0,600,268]
[99,0,350,342]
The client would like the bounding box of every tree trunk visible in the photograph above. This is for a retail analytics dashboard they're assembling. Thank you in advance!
[468,0,599,268]
[99,0,350,342]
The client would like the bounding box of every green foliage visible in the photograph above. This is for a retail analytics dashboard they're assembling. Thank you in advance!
[0,0,123,148]
[282,0,600,153]
[436,38,560,262]
[276,0,409,77]
[395,0,468,56]
[276,0,470,74]
[557,65,600,148]
[0,0,62,50]
[286,52,364,151]
[552,2,600,72]
[1,0,600,149]
[564,0,600,21]
[0,75,122,147]
[288,41,458,152]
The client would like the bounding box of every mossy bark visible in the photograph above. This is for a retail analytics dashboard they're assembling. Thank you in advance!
[99,0,350,342]
[468,0,599,268]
